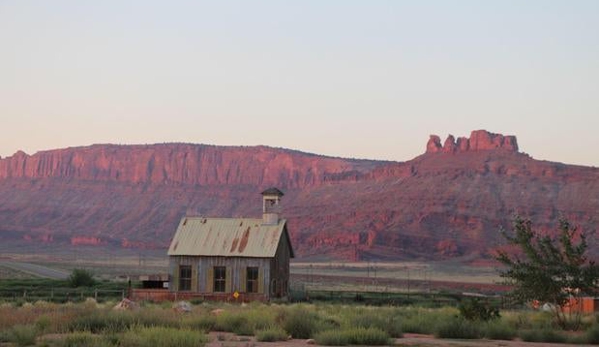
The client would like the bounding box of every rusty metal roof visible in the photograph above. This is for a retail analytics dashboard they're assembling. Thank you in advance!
[167,217,292,258]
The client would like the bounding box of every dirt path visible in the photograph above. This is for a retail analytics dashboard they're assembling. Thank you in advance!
[205,332,593,347]
[0,261,69,279]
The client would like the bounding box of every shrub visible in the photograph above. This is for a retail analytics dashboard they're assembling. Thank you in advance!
[8,324,38,347]
[61,331,112,347]
[134,308,180,328]
[68,310,135,333]
[314,330,349,346]
[215,311,253,335]
[120,326,207,347]
[585,324,599,344]
[282,306,320,339]
[0,330,10,343]
[68,269,96,288]
[182,315,216,332]
[435,317,482,339]
[520,329,567,343]
[35,315,52,334]
[458,298,500,321]
[255,327,288,342]
[315,327,391,346]
[482,320,516,340]
[400,308,455,335]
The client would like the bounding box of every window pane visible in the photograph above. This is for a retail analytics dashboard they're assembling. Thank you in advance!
[247,267,258,293]
[179,265,192,291]
[214,266,226,292]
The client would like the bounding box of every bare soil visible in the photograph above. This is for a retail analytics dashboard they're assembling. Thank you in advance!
[205,332,592,347]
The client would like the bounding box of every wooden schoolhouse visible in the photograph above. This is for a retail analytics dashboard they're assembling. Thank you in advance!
[167,188,294,301]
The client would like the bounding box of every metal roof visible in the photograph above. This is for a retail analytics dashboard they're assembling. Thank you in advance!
[167,217,293,258]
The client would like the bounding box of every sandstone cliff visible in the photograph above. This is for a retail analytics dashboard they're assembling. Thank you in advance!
[0,131,597,261]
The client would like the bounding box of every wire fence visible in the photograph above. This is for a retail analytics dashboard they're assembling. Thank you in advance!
[0,288,126,303]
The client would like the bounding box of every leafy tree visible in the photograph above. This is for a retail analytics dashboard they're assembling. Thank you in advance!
[68,268,96,288]
[496,216,599,330]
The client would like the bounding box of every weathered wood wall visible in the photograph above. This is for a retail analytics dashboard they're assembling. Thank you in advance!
[270,228,292,298]
[169,256,271,298]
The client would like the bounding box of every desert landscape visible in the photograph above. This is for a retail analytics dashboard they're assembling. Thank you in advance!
[2,1,599,346]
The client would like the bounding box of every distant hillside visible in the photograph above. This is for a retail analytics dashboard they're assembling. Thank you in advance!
[1,130,597,261]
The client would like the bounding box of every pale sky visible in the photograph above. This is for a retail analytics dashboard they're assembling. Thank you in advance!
[1,1,598,166]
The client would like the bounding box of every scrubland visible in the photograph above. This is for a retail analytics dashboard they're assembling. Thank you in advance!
[1,299,599,346]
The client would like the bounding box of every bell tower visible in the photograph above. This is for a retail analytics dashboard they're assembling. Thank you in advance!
[261,187,284,225]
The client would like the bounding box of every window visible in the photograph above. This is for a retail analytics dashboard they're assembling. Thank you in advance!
[179,265,191,291]
[246,267,259,293]
[214,266,226,292]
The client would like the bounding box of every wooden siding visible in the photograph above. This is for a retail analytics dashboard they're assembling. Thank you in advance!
[168,223,292,301]
[270,226,291,298]
[170,256,271,298]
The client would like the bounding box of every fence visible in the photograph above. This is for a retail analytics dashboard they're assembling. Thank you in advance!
[0,288,126,303]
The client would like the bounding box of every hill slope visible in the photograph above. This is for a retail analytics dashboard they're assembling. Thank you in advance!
[1,131,597,260]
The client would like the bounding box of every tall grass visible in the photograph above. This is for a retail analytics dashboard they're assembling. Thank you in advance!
[7,324,38,347]
[482,320,517,340]
[255,327,288,342]
[519,329,568,343]
[120,326,208,347]
[5,299,599,346]
[281,305,321,338]
[435,317,482,339]
[314,327,391,346]
[59,331,113,347]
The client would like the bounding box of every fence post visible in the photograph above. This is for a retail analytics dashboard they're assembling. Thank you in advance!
[121,290,125,300]
[23,290,26,299]
[94,289,98,301]
[51,288,54,300]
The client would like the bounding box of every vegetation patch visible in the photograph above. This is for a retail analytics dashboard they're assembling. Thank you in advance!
[281,305,321,339]
[255,326,288,342]
[519,329,568,343]
[7,324,38,347]
[120,326,208,347]
[314,327,391,346]
[435,317,482,339]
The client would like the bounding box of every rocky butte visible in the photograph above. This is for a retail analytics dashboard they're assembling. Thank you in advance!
[0,130,597,261]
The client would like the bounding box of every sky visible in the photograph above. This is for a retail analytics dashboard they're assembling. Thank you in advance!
[1,1,598,166]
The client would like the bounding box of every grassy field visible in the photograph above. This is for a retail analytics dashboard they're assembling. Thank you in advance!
[0,300,598,346]
[0,240,504,298]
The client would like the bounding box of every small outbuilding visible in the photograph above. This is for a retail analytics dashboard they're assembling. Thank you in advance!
[167,188,294,301]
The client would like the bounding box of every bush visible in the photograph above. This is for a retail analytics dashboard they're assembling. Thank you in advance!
[35,315,52,334]
[282,306,320,339]
[8,324,38,347]
[120,326,207,347]
[400,308,456,334]
[585,324,599,344]
[315,327,391,346]
[182,315,216,332]
[68,269,96,288]
[343,308,402,337]
[60,332,112,347]
[68,310,135,333]
[458,298,500,321]
[435,317,482,339]
[215,311,253,335]
[482,320,516,340]
[255,327,288,342]
[314,330,349,346]
[520,329,567,343]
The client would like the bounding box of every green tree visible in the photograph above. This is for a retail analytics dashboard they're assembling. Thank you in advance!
[496,216,599,330]
[68,268,96,288]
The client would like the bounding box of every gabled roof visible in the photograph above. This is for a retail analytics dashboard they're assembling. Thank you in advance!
[167,217,294,258]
